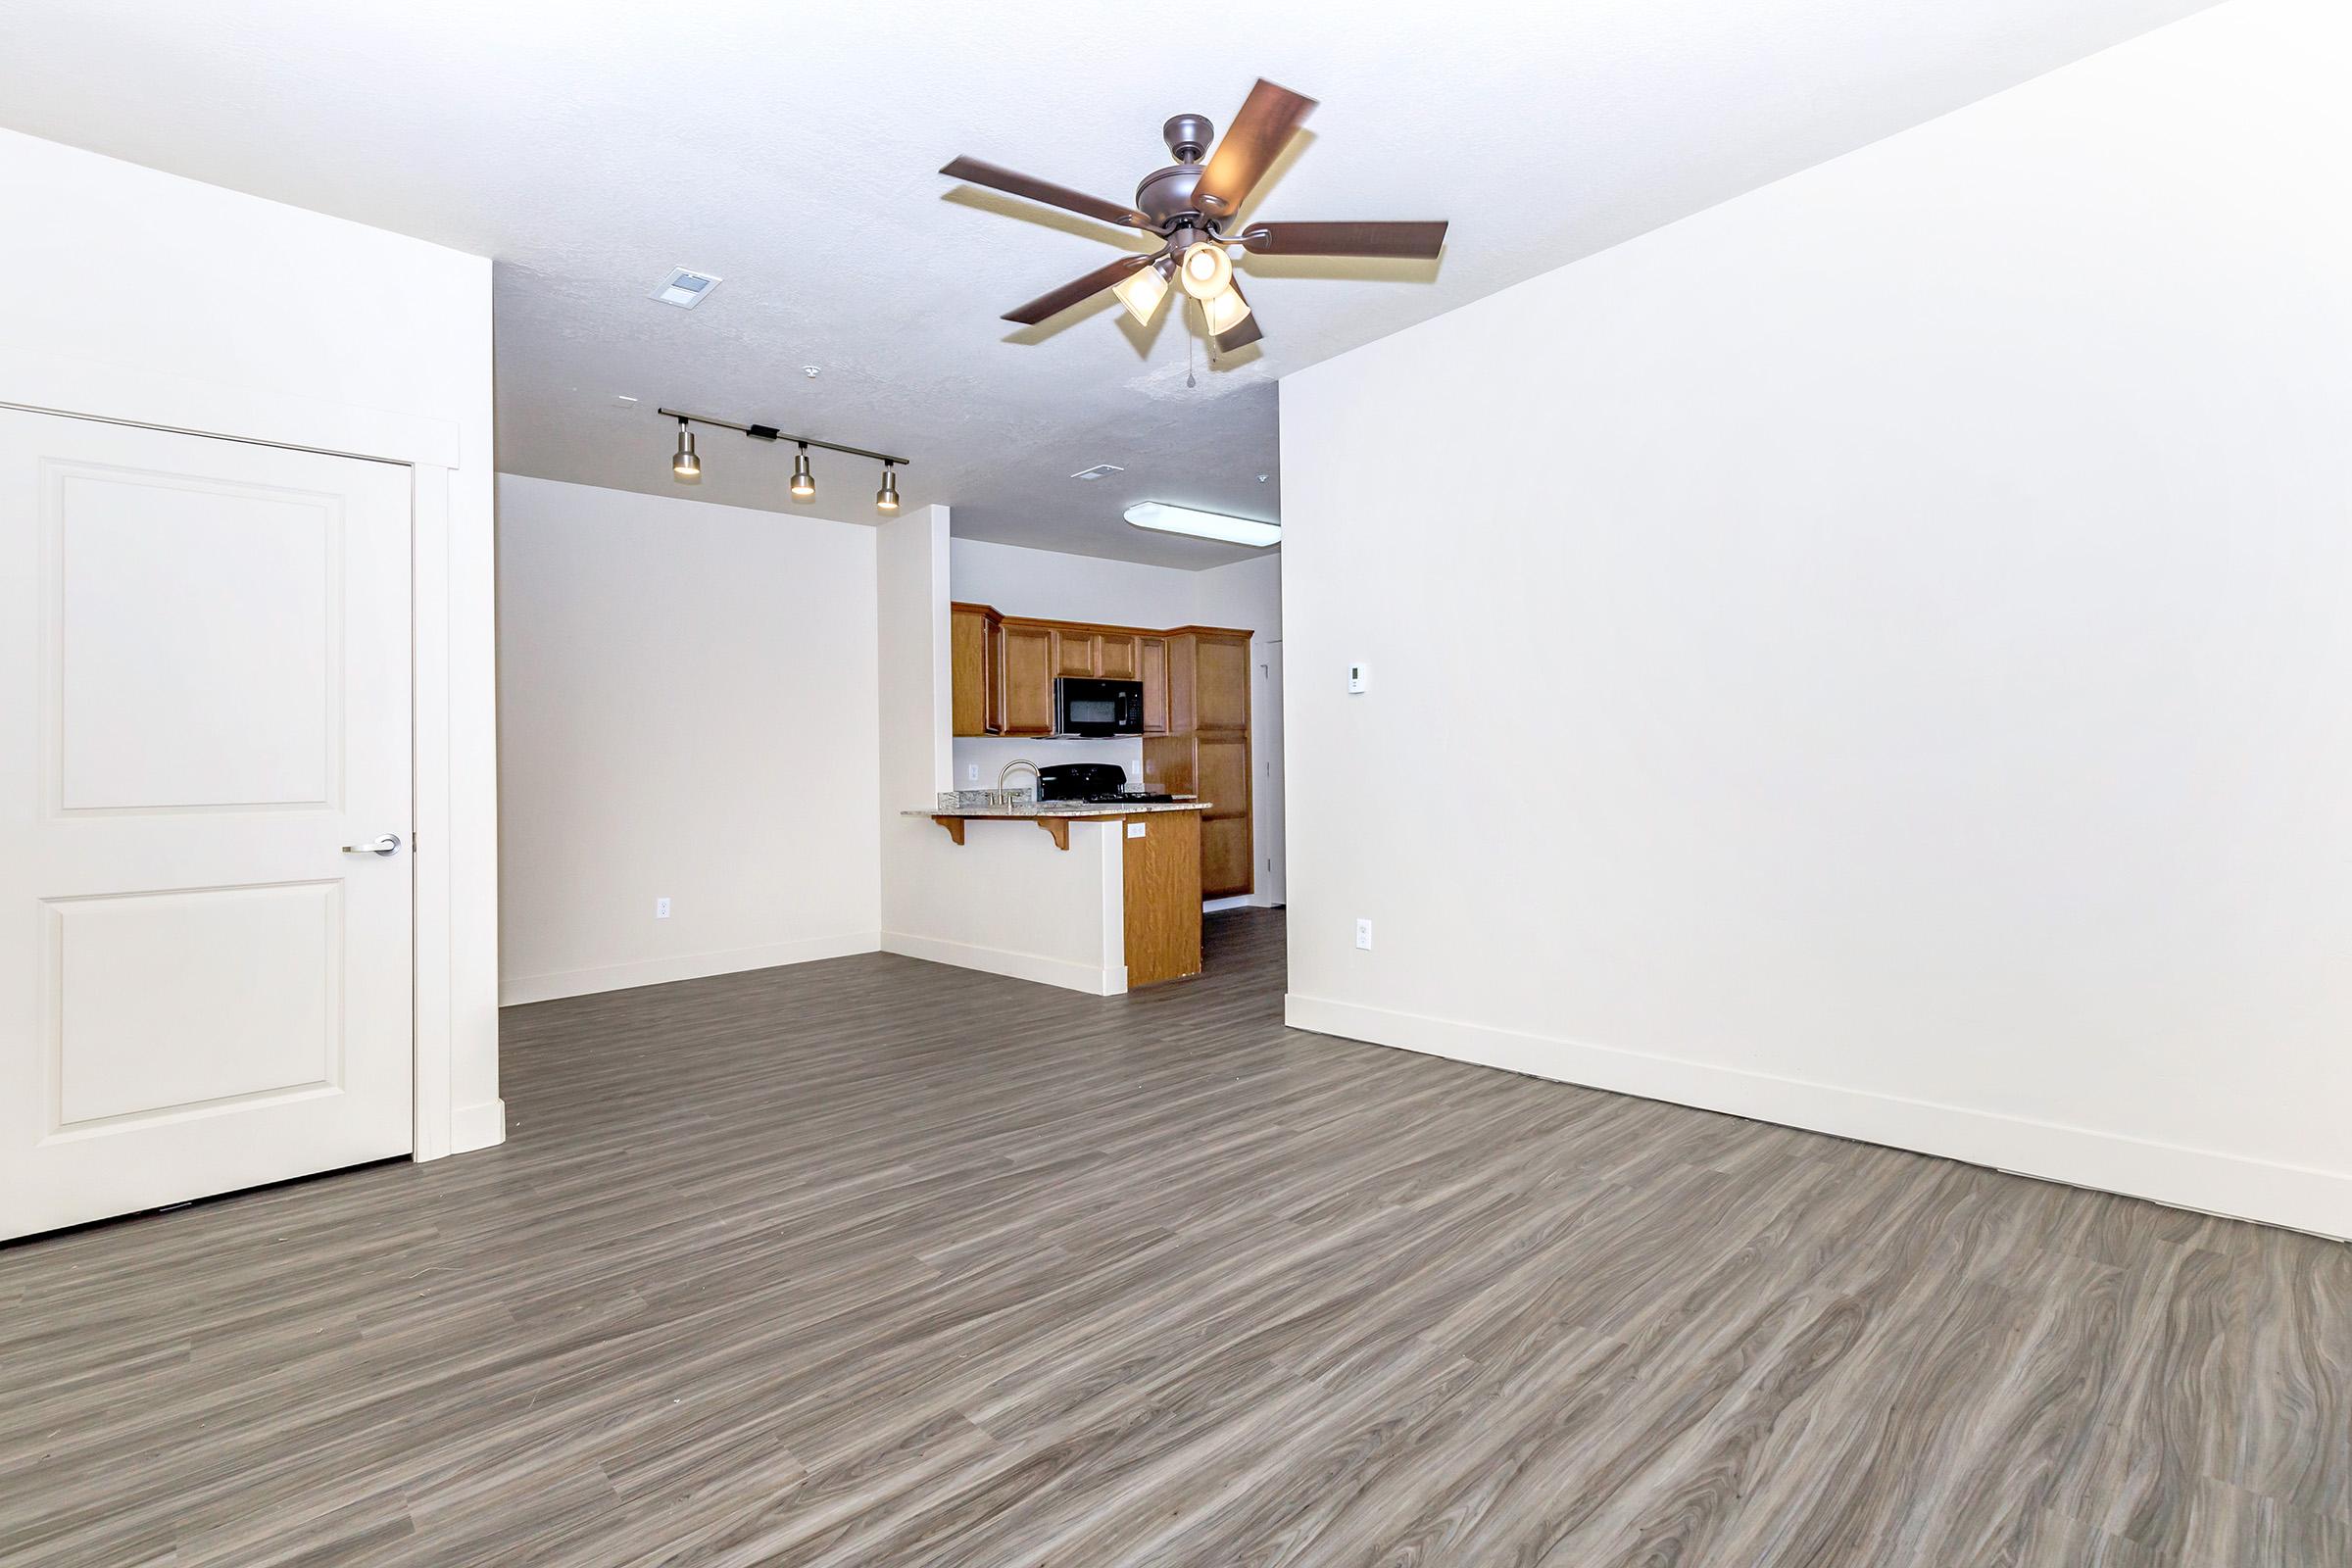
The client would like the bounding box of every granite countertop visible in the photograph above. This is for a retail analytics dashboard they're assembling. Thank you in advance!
[907,801,1213,819]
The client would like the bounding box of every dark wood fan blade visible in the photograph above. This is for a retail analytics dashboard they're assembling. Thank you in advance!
[941,156,1149,230]
[1213,280,1263,355]
[1240,220,1449,259]
[1003,254,1153,324]
[1195,79,1316,218]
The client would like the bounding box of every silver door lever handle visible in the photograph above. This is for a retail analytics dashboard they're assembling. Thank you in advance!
[342,834,402,857]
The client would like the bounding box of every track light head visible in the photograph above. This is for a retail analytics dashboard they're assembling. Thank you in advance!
[670,419,701,483]
[789,444,815,500]
[876,464,900,514]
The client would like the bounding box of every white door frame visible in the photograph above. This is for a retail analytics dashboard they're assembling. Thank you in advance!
[4,356,469,1163]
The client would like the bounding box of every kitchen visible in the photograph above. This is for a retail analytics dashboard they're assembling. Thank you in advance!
[915,605,1258,987]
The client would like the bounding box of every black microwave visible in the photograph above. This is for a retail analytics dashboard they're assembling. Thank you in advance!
[1055,677,1145,736]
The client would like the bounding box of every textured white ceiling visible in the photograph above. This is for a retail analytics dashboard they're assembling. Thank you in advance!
[1,0,2213,567]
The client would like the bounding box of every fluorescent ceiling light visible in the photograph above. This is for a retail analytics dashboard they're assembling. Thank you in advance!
[1124,501,1280,548]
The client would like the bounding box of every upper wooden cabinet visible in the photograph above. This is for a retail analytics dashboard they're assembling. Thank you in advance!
[1096,634,1141,681]
[1052,629,1098,679]
[1192,634,1250,734]
[1048,629,1143,680]
[1139,637,1168,735]
[1000,623,1055,736]
[950,604,1001,737]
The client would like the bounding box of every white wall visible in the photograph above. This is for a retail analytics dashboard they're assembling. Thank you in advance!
[495,476,881,1003]
[0,128,502,1155]
[881,511,1130,994]
[1281,0,2352,1238]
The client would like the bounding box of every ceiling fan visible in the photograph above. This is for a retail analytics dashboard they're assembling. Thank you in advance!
[941,79,1448,356]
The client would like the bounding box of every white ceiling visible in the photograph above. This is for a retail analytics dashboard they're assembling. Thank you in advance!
[1,0,2212,568]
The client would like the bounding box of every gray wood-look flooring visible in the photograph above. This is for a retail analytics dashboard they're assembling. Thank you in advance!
[3,908,2345,1566]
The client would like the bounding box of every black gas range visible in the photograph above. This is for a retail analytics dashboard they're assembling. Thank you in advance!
[1035,762,1176,806]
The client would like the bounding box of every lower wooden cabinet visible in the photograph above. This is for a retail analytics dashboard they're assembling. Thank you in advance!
[1143,725,1252,899]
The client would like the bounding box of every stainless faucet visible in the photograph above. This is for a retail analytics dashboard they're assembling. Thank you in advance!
[998,759,1041,796]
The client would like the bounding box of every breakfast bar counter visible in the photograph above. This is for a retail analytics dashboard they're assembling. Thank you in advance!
[898,802,1209,986]
[910,799,1210,851]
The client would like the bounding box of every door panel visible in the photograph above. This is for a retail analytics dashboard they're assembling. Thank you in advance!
[51,882,339,1127]
[1,410,414,1241]
[59,471,335,810]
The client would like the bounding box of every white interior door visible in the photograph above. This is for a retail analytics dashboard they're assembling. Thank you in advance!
[0,409,414,1241]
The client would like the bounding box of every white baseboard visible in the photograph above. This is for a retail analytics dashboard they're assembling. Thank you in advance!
[499,933,882,1006]
[882,931,1126,997]
[1284,993,2352,1242]
[449,1098,506,1154]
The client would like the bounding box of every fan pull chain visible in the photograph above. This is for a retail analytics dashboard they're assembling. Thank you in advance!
[1187,299,1199,389]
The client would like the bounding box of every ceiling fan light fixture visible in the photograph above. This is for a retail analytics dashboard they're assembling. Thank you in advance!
[1177,241,1233,301]
[1111,259,1172,325]
[1124,501,1280,549]
[670,419,701,483]
[876,464,900,513]
[1200,285,1252,337]
[790,444,816,500]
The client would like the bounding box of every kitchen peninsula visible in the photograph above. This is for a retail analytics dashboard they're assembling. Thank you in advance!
[908,799,1211,987]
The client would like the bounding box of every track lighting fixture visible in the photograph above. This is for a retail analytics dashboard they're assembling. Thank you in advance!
[654,410,909,514]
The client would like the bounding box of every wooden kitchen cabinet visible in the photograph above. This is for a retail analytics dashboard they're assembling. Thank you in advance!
[948,610,1252,896]
[1096,634,1141,680]
[1139,637,1168,734]
[1000,622,1056,736]
[1052,630,1099,678]
[950,603,1002,737]
[1146,627,1255,898]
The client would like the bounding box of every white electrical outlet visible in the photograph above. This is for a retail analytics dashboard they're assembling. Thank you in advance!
[655,898,671,919]
[1348,662,1369,694]
[1355,918,1373,950]
[966,762,979,783]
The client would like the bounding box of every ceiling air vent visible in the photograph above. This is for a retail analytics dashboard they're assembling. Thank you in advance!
[651,268,722,309]
[1069,465,1125,481]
